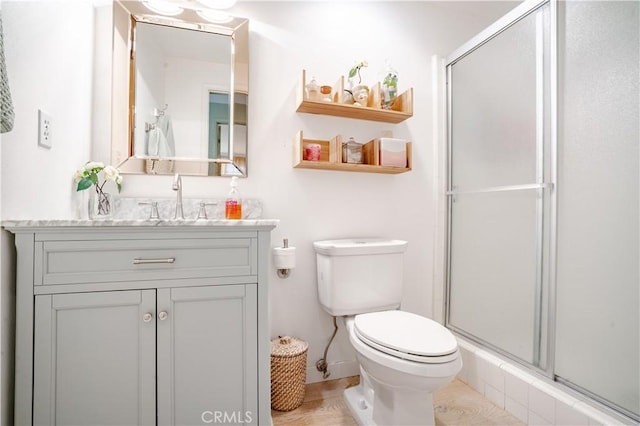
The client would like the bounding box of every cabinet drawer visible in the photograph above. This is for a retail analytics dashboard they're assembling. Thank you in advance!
[35,238,256,285]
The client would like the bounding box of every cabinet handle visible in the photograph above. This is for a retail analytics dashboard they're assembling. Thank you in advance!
[143,313,153,323]
[158,311,168,321]
[133,257,176,265]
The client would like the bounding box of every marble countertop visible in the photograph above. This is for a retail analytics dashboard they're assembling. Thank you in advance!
[2,197,278,231]
[2,219,279,230]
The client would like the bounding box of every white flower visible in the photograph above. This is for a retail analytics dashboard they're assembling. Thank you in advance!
[73,168,86,183]
[74,160,123,193]
[85,161,104,171]
[103,165,119,181]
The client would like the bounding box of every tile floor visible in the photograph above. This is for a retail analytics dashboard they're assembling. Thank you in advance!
[272,376,524,425]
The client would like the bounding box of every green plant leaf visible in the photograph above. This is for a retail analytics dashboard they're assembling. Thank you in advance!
[76,177,93,191]
[89,174,98,185]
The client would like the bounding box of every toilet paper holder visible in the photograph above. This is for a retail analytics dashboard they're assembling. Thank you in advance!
[273,238,295,279]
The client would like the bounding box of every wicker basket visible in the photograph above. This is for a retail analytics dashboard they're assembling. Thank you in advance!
[270,336,308,411]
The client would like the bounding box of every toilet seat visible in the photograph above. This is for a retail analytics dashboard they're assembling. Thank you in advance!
[354,310,459,364]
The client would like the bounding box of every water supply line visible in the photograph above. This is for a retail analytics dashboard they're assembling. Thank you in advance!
[316,316,338,379]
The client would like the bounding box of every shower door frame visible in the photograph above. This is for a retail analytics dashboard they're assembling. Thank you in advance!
[443,0,558,379]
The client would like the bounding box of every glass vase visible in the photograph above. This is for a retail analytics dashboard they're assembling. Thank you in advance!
[88,190,113,220]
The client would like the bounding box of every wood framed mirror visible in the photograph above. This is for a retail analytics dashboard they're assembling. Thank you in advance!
[111,1,248,176]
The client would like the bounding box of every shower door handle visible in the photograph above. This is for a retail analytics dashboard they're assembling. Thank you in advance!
[446,182,553,196]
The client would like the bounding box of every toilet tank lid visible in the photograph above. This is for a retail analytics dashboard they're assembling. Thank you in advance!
[313,238,408,256]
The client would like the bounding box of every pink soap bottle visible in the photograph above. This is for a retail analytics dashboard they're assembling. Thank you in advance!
[225,176,242,220]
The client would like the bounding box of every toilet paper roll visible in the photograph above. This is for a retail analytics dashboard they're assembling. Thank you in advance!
[273,246,296,269]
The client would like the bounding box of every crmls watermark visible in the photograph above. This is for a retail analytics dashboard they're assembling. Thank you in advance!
[201,410,253,424]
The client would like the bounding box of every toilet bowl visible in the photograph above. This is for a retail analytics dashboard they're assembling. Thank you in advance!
[343,312,461,425]
[313,238,462,425]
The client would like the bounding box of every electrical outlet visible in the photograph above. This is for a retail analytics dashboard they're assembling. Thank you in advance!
[38,110,52,149]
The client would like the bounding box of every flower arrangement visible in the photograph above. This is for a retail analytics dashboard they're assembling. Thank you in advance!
[383,71,398,90]
[74,161,123,217]
[348,60,368,85]
[382,69,398,109]
[347,60,370,106]
[75,161,123,193]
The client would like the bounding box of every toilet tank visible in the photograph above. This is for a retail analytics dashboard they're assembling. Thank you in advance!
[313,238,408,316]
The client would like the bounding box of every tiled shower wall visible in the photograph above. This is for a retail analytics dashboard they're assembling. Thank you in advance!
[456,339,630,426]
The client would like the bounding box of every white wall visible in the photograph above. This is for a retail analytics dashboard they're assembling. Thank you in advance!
[1,1,96,422]
[0,0,517,390]
[164,57,229,158]
[238,0,518,382]
[1,0,95,219]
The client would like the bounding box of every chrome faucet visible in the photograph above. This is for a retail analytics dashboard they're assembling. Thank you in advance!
[172,173,184,220]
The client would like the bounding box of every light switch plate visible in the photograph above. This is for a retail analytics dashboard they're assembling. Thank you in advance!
[38,109,52,149]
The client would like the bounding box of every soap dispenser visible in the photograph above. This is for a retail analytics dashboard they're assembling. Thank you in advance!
[225,176,242,219]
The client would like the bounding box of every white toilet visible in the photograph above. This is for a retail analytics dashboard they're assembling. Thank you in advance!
[313,238,462,426]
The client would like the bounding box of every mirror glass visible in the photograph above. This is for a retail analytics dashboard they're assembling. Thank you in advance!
[111,1,248,176]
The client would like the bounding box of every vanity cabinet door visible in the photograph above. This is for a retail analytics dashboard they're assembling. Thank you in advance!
[157,284,258,426]
[33,290,156,426]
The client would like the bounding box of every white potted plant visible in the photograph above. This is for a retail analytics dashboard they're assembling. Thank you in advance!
[74,161,123,219]
[348,60,369,107]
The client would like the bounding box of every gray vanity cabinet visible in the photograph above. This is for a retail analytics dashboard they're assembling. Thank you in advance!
[156,285,257,426]
[6,223,275,426]
[33,290,157,425]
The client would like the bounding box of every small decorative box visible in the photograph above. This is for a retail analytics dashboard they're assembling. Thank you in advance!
[379,138,407,167]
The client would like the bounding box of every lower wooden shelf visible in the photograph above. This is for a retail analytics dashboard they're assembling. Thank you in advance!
[293,131,412,174]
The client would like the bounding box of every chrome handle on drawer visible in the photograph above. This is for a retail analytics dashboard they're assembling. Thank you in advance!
[143,313,153,323]
[158,311,168,321]
[133,257,176,265]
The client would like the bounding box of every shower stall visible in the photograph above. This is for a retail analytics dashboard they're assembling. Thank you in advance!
[444,0,639,422]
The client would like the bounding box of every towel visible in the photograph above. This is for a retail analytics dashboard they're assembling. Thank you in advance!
[146,114,175,157]
[0,13,15,134]
[146,126,171,157]
[156,114,175,156]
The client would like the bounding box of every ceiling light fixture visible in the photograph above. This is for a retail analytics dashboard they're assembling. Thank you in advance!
[143,0,184,16]
[196,0,237,10]
[196,9,234,24]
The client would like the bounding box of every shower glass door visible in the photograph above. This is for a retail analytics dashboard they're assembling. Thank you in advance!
[446,0,639,420]
[446,2,551,367]
[554,1,639,419]
[447,0,640,422]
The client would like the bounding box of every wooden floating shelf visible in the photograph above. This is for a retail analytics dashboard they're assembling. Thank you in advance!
[293,131,412,174]
[296,70,413,124]
[296,100,413,124]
